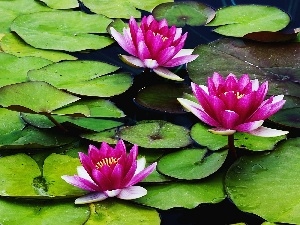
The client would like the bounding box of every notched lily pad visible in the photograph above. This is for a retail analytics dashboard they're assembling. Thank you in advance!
[207,5,290,37]
[0,81,80,114]
[134,171,225,210]
[158,148,228,180]
[134,83,192,113]
[119,120,192,148]
[10,11,114,52]
[0,32,77,62]
[153,1,215,27]
[225,137,300,224]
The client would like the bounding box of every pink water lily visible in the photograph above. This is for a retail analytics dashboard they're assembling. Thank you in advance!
[62,140,157,204]
[110,15,198,81]
[178,72,288,137]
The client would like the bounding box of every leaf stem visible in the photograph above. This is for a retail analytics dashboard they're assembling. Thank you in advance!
[45,114,68,133]
[228,134,237,158]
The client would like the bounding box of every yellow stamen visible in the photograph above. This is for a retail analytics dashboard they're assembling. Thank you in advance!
[95,157,119,169]
[153,32,168,41]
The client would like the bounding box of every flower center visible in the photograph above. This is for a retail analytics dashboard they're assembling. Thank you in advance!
[153,32,168,41]
[95,157,119,169]
[224,91,245,99]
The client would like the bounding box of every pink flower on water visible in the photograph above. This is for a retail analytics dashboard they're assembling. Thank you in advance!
[178,72,288,137]
[62,140,157,204]
[110,15,198,81]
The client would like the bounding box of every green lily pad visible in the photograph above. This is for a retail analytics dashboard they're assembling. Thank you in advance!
[269,107,300,129]
[191,123,287,151]
[207,5,290,37]
[0,108,25,135]
[188,38,300,99]
[153,1,215,27]
[0,126,75,149]
[0,33,77,62]
[134,83,192,113]
[0,0,53,33]
[81,0,173,19]
[134,171,225,210]
[158,148,228,180]
[39,0,79,9]
[81,129,119,144]
[85,199,160,225]
[0,198,89,225]
[10,11,114,52]
[225,137,300,224]
[0,81,80,113]
[119,120,192,148]
[0,52,53,88]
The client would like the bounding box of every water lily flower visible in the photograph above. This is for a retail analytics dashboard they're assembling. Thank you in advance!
[178,72,288,137]
[61,140,157,204]
[110,15,198,81]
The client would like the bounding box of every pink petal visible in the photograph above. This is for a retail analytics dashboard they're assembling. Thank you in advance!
[110,27,136,56]
[220,110,240,129]
[75,192,108,204]
[117,186,147,200]
[61,175,99,192]
[177,98,220,127]
[247,126,289,137]
[137,41,151,60]
[91,169,112,191]
[105,189,121,197]
[235,120,264,132]
[77,166,94,183]
[153,67,184,81]
[163,54,198,67]
[126,162,157,187]
[119,55,144,67]
[135,157,146,175]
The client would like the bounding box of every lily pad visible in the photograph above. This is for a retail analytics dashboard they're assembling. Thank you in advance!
[134,171,225,210]
[81,129,119,144]
[85,199,160,225]
[269,107,300,129]
[153,1,215,27]
[225,137,300,224]
[188,38,300,99]
[0,126,75,149]
[0,198,89,225]
[191,123,287,151]
[10,11,114,52]
[0,81,80,113]
[0,52,53,88]
[0,32,77,62]
[80,0,173,19]
[39,0,79,9]
[0,108,25,135]
[0,0,53,33]
[119,120,192,148]
[157,148,228,180]
[207,5,290,37]
[134,83,192,113]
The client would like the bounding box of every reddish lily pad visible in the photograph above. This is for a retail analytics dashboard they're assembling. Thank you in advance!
[153,1,215,27]
[157,148,228,180]
[134,83,192,113]
[244,31,298,42]
[119,120,192,148]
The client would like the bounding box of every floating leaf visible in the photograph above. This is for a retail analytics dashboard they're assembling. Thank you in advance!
[0,81,80,113]
[188,38,300,99]
[0,0,53,33]
[226,137,300,224]
[85,199,160,225]
[158,148,228,180]
[0,108,25,135]
[0,53,53,88]
[0,126,75,149]
[119,120,192,148]
[0,198,89,225]
[244,31,298,42]
[39,0,79,9]
[134,83,191,113]
[207,5,290,37]
[0,33,77,62]
[153,1,215,27]
[11,11,114,52]
[81,0,173,18]
[134,171,225,210]
[81,129,119,144]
